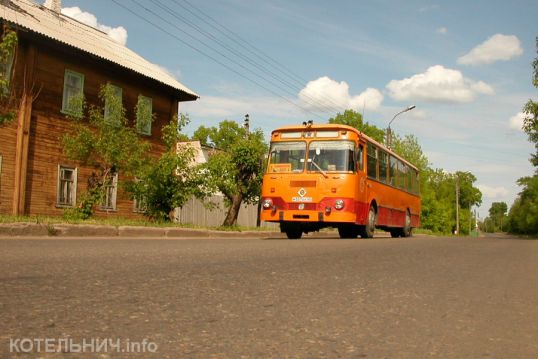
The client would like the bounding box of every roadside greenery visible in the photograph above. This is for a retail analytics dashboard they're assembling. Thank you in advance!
[128,115,208,222]
[193,120,267,226]
[506,36,538,235]
[61,86,205,221]
[61,84,151,219]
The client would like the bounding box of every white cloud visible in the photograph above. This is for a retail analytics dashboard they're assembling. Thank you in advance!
[478,185,509,199]
[386,65,494,103]
[60,6,128,45]
[457,34,523,66]
[298,76,383,112]
[436,27,448,35]
[509,112,527,131]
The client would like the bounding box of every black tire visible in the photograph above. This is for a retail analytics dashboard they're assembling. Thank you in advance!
[402,210,412,237]
[285,228,302,239]
[390,229,401,238]
[360,205,376,238]
[281,223,303,240]
[338,224,359,239]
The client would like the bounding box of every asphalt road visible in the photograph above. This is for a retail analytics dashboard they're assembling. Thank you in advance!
[1,234,537,358]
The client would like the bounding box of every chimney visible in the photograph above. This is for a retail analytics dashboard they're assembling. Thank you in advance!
[44,0,61,13]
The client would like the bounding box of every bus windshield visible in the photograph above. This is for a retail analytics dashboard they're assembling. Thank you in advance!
[307,141,355,173]
[268,142,306,173]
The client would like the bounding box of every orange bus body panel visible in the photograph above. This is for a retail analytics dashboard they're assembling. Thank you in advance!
[261,124,421,231]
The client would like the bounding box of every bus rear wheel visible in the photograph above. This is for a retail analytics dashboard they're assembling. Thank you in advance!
[360,206,376,238]
[402,210,412,237]
[390,210,412,238]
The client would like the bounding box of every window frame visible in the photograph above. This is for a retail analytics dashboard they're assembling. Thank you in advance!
[56,165,78,207]
[100,172,118,211]
[366,142,378,180]
[357,144,364,172]
[0,47,15,94]
[104,84,123,124]
[267,141,307,173]
[61,69,84,115]
[136,95,153,135]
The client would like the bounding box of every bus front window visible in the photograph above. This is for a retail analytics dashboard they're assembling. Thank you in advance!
[268,142,306,173]
[307,141,355,173]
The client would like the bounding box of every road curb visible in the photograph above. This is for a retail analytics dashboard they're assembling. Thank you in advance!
[0,222,288,239]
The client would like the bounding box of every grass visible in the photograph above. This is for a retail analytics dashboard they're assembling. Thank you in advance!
[0,215,277,232]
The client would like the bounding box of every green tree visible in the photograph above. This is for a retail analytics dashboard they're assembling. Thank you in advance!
[522,36,538,167]
[507,36,538,234]
[195,120,268,226]
[129,114,206,221]
[508,176,538,234]
[328,109,386,143]
[61,83,152,218]
[484,202,508,232]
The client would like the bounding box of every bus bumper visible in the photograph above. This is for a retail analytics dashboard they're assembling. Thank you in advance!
[261,208,357,224]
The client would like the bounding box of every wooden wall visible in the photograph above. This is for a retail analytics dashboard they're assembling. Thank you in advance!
[0,31,194,218]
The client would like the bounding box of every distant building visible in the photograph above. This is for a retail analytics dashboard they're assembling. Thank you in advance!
[0,0,198,217]
[176,141,213,165]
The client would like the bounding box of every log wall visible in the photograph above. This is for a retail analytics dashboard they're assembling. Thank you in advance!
[0,31,192,219]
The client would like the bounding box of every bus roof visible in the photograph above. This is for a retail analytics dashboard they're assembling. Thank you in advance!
[271,123,419,172]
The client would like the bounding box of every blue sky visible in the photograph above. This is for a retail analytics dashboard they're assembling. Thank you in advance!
[49,0,537,218]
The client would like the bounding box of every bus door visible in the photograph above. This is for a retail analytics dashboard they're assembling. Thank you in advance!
[356,141,368,223]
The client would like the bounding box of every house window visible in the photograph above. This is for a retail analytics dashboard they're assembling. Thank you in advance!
[101,172,118,210]
[0,33,16,94]
[132,178,147,213]
[136,95,153,135]
[57,165,77,207]
[133,196,147,213]
[61,70,84,115]
[104,84,122,124]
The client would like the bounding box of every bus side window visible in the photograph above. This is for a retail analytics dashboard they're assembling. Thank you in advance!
[367,143,378,179]
[357,145,364,171]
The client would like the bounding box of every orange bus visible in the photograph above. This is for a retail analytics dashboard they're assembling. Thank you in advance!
[260,123,421,239]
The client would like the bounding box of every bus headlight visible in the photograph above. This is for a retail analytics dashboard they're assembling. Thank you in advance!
[262,199,273,209]
[334,199,345,210]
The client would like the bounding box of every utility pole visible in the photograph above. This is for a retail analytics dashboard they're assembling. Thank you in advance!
[468,203,472,235]
[455,176,460,235]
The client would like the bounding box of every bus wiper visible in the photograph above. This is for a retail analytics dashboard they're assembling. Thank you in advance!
[309,159,328,178]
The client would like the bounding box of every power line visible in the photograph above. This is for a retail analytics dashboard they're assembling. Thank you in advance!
[148,0,345,116]
[111,0,329,120]
[169,0,347,114]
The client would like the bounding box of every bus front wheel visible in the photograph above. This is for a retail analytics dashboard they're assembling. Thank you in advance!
[360,206,376,238]
[281,222,302,240]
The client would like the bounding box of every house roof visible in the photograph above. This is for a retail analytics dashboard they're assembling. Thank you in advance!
[0,0,199,100]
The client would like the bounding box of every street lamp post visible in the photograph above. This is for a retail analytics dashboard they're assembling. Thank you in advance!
[386,105,415,149]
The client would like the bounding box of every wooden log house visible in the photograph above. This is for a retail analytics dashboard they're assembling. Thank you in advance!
[0,0,198,217]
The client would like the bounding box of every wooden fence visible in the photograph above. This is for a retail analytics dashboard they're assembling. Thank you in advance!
[173,195,278,228]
